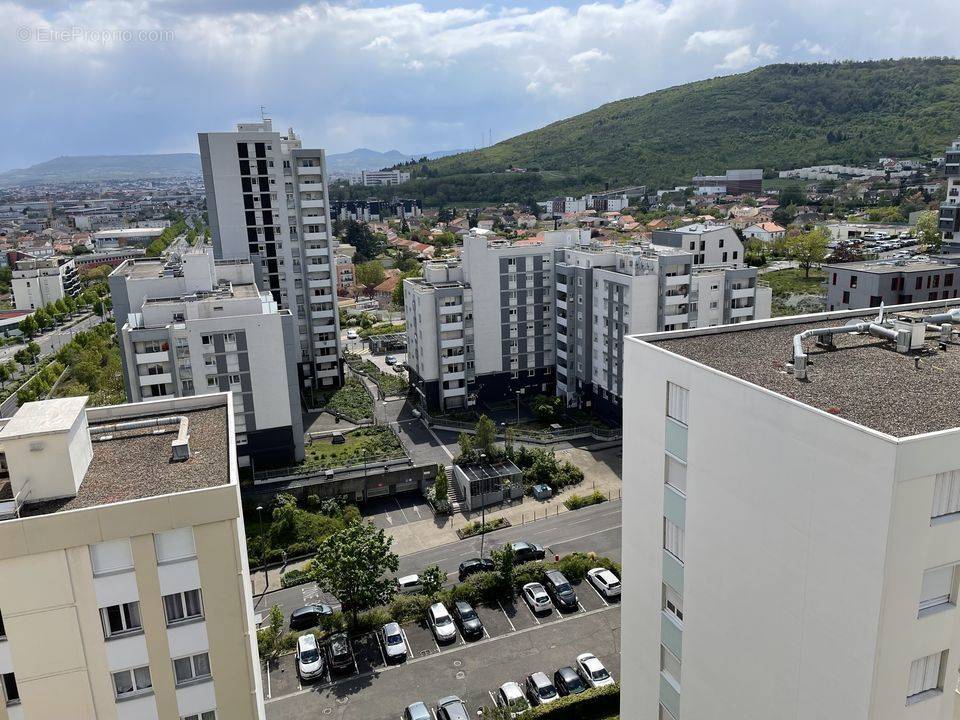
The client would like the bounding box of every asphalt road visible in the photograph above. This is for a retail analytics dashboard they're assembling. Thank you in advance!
[253,499,622,627]
[0,312,105,362]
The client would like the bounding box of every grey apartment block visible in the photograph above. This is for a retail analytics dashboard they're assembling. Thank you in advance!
[825,261,960,310]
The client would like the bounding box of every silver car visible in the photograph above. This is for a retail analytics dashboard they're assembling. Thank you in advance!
[382,622,407,662]
[428,602,457,643]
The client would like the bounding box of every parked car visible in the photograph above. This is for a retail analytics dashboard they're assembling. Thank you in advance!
[452,600,484,639]
[458,557,494,581]
[396,574,423,594]
[543,570,578,611]
[428,602,457,643]
[532,483,553,500]
[385,354,399,365]
[525,672,559,706]
[553,666,586,696]
[403,702,431,720]
[576,653,615,688]
[436,695,470,720]
[382,622,407,662]
[508,541,546,562]
[522,582,552,613]
[586,567,621,599]
[289,603,333,630]
[392,364,406,373]
[346,329,358,340]
[296,633,325,680]
[327,632,354,672]
[496,681,530,717]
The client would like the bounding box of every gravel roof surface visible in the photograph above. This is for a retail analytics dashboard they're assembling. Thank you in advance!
[654,316,960,437]
[21,406,230,517]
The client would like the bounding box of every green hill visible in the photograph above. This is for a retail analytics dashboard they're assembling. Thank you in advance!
[344,58,960,205]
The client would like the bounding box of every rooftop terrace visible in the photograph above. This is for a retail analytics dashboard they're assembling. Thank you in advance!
[648,302,960,438]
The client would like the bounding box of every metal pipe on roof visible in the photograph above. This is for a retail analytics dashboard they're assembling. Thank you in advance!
[89,415,191,461]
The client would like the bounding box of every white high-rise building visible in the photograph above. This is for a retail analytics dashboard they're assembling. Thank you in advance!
[198,119,342,391]
[11,256,80,311]
[109,249,305,468]
[621,301,960,720]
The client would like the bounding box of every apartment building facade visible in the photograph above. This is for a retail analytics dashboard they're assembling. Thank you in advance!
[824,260,960,310]
[0,394,264,720]
[555,242,770,419]
[11,256,80,311]
[621,302,960,720]
[938,138,960,255]
[198,119,342,391]
[109,250,304,467]
[691,169,762,196]
[359,169,410,186]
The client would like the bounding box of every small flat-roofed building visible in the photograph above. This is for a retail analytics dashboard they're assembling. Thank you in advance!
[621,300,960,720]
[0,393,264,720]
[452,458,523,511]
[824,259,960,311]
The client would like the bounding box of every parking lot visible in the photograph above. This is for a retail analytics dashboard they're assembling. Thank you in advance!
[362,493,434,530]
[263,577,620,719]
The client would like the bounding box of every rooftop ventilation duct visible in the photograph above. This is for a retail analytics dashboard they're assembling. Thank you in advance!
[792,305,918,381]
[90,415,190,462]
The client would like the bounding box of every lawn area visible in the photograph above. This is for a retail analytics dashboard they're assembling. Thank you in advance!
[300,426,404,470]
[312,377,374,420]
[763,268,827,317]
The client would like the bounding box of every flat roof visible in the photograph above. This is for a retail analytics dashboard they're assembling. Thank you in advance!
[457,459,522,482]
[0,397,87,438]
[93,228,165,237]
[646,303,960,437]
[824,261,956,274]
[19,406,231,517]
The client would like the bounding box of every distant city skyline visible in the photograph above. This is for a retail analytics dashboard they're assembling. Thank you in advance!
[2,0,959,171]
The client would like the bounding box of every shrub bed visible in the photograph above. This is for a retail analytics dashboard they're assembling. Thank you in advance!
[524,683,620,719]
[280,568,312,588]
[457,516,510,539]
[316,377,373,420]
[564,490,607,511]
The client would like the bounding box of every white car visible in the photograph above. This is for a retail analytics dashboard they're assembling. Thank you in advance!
[382,622,407,662]
[576,653,615,689]
[428,602,457,643]
[295,633,324,680]
[396,574,423,594]
[586,567,621,599]
[346,329,358,340]
[496,681,530,717]
[521,582,552,613]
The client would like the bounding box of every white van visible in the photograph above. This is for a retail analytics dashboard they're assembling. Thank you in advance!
[396,574,423,595]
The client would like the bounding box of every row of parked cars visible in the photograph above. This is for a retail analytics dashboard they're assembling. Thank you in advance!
[295,630,354,681]
[402,652,615,720]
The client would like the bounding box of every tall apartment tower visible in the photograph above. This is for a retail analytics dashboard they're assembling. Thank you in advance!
[109,249,305,468]
[938,138,960,255]
[621,301,960,720]
[0,393,264,720]
[198,119,342,391]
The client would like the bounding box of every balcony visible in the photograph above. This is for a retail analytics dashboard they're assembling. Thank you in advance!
[663,294,688,306]
[441,337,464,349]
[138,372,172,386]
[442,385,467,397]
[441,321,464,332]
[730,286,755,300]
[665,274,690,287]
[301,199,325,211]
[298,182,324,193]
[556,299,567,311]
[316,366,340,378]
[557,347,567,361]
[312,309,335,320]
[663,313,688,325]
[729,305,754,318]
[314,339,338,350]
[297,165,324,175]
[135,350,169,365]
[303,231,328,242]
[307,263,331,274]
[442,370,465,382]
[305,246,329,258]
[556,282,567,294]
[439,304,462,315]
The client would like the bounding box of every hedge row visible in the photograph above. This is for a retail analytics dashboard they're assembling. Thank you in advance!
[564,490,607,511]
[525,683,620,719]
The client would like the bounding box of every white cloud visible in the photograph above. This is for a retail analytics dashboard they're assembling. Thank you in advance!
[0,0,958,170]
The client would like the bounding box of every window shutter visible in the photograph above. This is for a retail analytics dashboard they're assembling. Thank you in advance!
[932,471,960,518]
[920,566,954,610]
[90,539,134,575]
[155,527,196,563]
[667,383,689,424]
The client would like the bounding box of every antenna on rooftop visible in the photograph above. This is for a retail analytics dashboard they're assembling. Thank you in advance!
[260,105,269,121]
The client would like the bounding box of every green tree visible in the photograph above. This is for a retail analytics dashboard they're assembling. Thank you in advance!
[779,183,806,207]
[19,314,37,338]
[26,341,40,362]
[458,431,474,459]
[433,466,449,507]
[480,705,516,720]
[420,564,446,597]
[33,307,51,330]
[255,605,290,663]
[787,227,830,278]
[355,260,386,289]
[0,362,10,388]
[309,521,399,628]
[492,543,516,593]
[13,349,30,372]
[474,414,497,456]
[915,210,942,252]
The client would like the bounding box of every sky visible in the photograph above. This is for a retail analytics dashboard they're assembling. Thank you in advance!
[1,0,959,171]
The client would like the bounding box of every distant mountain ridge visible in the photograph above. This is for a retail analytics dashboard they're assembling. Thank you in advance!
[0,147,467,186]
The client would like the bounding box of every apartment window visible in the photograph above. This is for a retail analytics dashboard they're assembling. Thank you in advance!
[842,291,850,304]
[916,276,923,290]
[663,582,683,623]
[932,470,960,520]
[101,601,142,638]
[2,672,18,706]
[666,382,689,424]
[182,713,216,720]
[112,666,152,699]
[850,274,858,289]
[206,377,217,388]
[660,705,677,720]
[663,517,684,561]
[907,651,946,702]
[919,564,958,615]
[155,527,196,564]
[229,374,242,384]
[0,610,5,639]
[163,589,203,625]
[173,652,212,686]
[709,301,718,309]
[201,335,212,345]
[90,538,134,575]
[664,455,686,494]
[660,645,681,687]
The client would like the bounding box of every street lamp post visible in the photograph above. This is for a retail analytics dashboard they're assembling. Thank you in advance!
[479,452,487,558]
[515,389,523,425]
[256,505,266,588]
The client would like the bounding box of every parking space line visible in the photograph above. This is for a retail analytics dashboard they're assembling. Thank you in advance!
[587,580,610,607]
[577,601,587,614]
[375,632,388,666]
[488,690,497,706]
[401,628,414,659]
[497,600,516,632]
[265,662,271,699]
[394,496,410,524]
